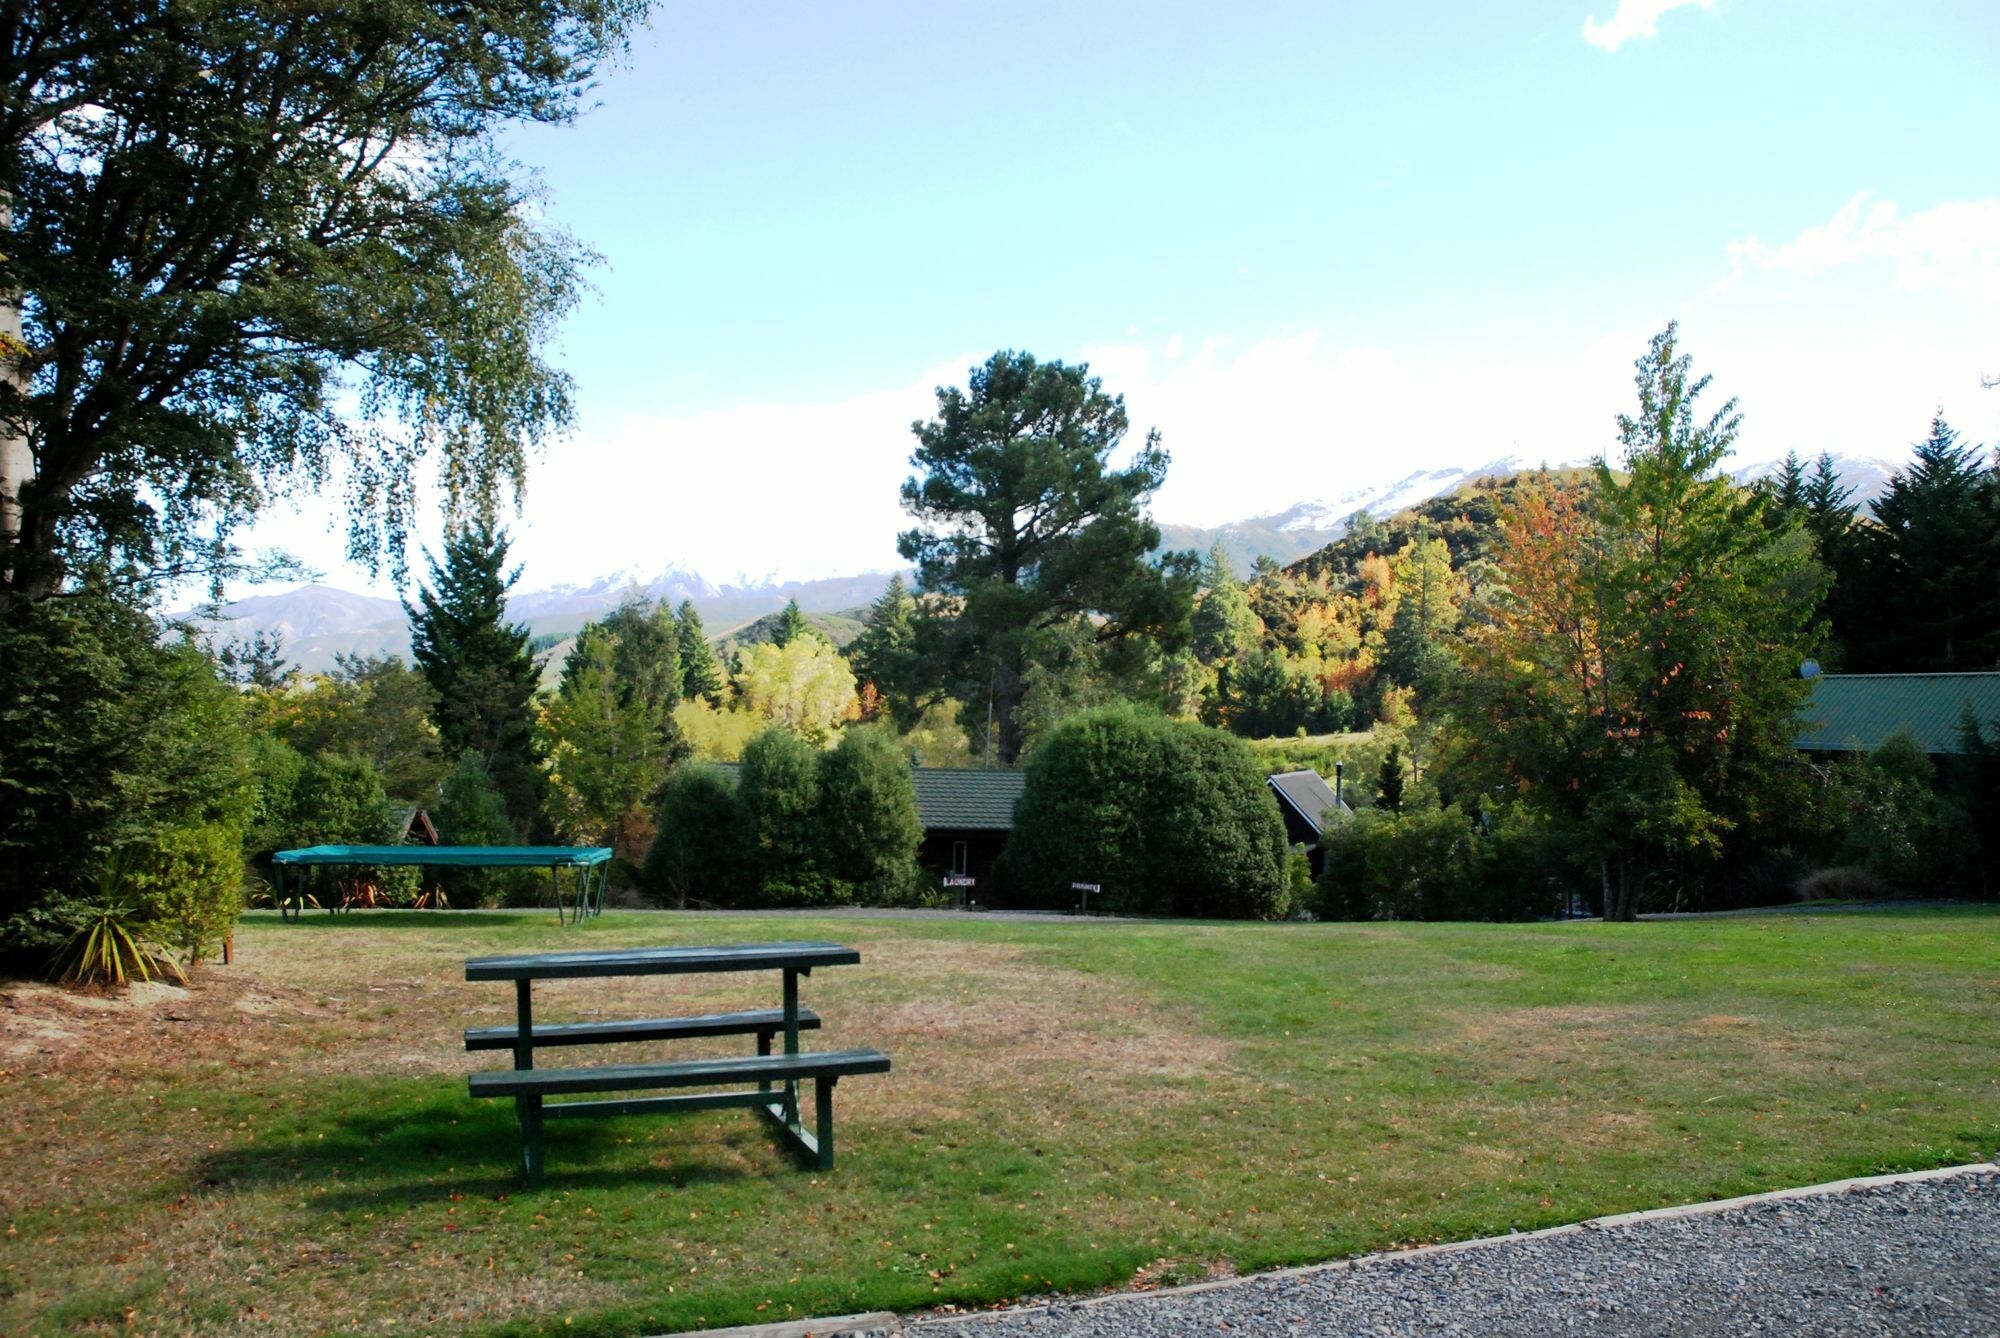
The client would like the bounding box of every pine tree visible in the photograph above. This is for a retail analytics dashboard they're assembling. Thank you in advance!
[848,574,921,723]
[898,350,1196,763]
[542,634,669,852]
[772,599,810,648]
[675,600,726,705]
[1377,743,1405,813]
[1190,544,1261,666]
[406,522,542,835]
[1804,452,1865,667]
[1856,416,1999,670]
[1803,452,1858,557]
[1764,450,1809,521]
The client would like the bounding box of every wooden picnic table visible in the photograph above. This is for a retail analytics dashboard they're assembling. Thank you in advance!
[464,941,889,1184]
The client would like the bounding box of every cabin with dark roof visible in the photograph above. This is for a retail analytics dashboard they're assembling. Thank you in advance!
[910,768,1026,905]
[709,762,1025,904]
[1265,768,1352,876]
[1794,672,2000,758]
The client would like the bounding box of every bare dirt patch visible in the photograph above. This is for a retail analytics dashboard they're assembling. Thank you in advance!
[0,971,336,1077]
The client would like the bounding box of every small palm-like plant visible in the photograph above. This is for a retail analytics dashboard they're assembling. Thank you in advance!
[409,883,451,910]
[244,877,319,911]
[55,862,186,988]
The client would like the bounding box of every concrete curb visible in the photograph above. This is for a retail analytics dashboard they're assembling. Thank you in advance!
[674,1314,901,1338]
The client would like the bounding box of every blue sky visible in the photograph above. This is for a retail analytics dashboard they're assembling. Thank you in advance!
[248,0,2000,591]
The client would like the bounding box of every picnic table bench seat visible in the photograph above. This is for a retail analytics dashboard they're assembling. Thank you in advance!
[470,1048,890,1177]
[464,1006,821,1051]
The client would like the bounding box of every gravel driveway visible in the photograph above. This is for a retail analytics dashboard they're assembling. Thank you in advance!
[797,1166,1998,1338]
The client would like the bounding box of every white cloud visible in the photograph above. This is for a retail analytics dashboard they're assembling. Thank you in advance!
[1723,193,2000,304]
[234,307,1997,599]
[1582,0,1716,53]
[505,358,969,586]
[1087,331,1640,527]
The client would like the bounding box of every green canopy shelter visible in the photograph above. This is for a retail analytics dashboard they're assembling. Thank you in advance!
[270,845,613,924]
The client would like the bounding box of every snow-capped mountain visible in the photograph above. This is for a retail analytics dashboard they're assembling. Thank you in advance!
[1727,453,1905,506]
[506,565,721,621]
[1158,456,1576,570]
[186,450,1918,673]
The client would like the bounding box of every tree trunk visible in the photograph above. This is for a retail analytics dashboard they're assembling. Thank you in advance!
[1600,852,1640,922]
[995,661,1024,765]
[0,192,33,596]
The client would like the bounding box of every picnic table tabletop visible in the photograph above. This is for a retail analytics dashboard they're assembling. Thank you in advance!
[464,940,861,981]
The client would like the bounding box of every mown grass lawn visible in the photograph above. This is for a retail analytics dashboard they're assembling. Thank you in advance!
[3,907,1996,1335]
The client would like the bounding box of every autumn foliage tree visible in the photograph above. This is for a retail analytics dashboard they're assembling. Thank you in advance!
[1453,325,1823,920]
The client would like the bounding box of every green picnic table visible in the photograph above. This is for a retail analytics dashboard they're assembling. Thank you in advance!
[463,941,891,1184]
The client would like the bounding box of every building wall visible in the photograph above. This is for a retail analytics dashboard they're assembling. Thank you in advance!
[916,828,1010,907]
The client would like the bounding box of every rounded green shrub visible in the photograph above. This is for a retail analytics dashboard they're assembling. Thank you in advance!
[644,763,750,908]
[738,727,850,906]
[1002,704,1289,918]
[818,726,922,903]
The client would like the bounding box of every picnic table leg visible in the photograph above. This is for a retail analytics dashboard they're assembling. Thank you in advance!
[512,980,537,1177]
[814,1076,836,1171]
[782,968,801,1128]
[522,1093,546,1186]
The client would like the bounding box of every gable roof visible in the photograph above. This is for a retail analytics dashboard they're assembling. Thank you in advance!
[910,767,1025,831]
[1266,769,1349,835]
[1794,672,2000,756]
[706,762,1024,831]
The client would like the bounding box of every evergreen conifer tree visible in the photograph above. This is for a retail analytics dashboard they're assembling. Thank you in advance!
[898,350,1197,763]
[1377,743,1405,813]
[1190,544,1261,666]
[406,522,542,834]
[1382,535,1460,711]
[1804,452,1865,666]
[1856,416,1999,670]
[675,600,726,705]
[772,598,810,648]
[1765,450,1809,520]
[848,574,921,723]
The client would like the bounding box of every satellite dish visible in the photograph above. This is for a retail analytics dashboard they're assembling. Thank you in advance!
[1800,659,1823,679]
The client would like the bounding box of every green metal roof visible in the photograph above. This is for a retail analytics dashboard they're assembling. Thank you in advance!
[1793,673,2000,755]
[910,768,1025,831]
[272,845,612,867]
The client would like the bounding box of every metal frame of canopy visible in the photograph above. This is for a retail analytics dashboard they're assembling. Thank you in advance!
[269,845,614,925]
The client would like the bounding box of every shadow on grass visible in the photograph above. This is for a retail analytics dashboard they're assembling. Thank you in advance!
[195,1087,769,1209]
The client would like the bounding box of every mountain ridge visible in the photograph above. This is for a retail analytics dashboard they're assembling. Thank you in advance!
[182,451,1910,672]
